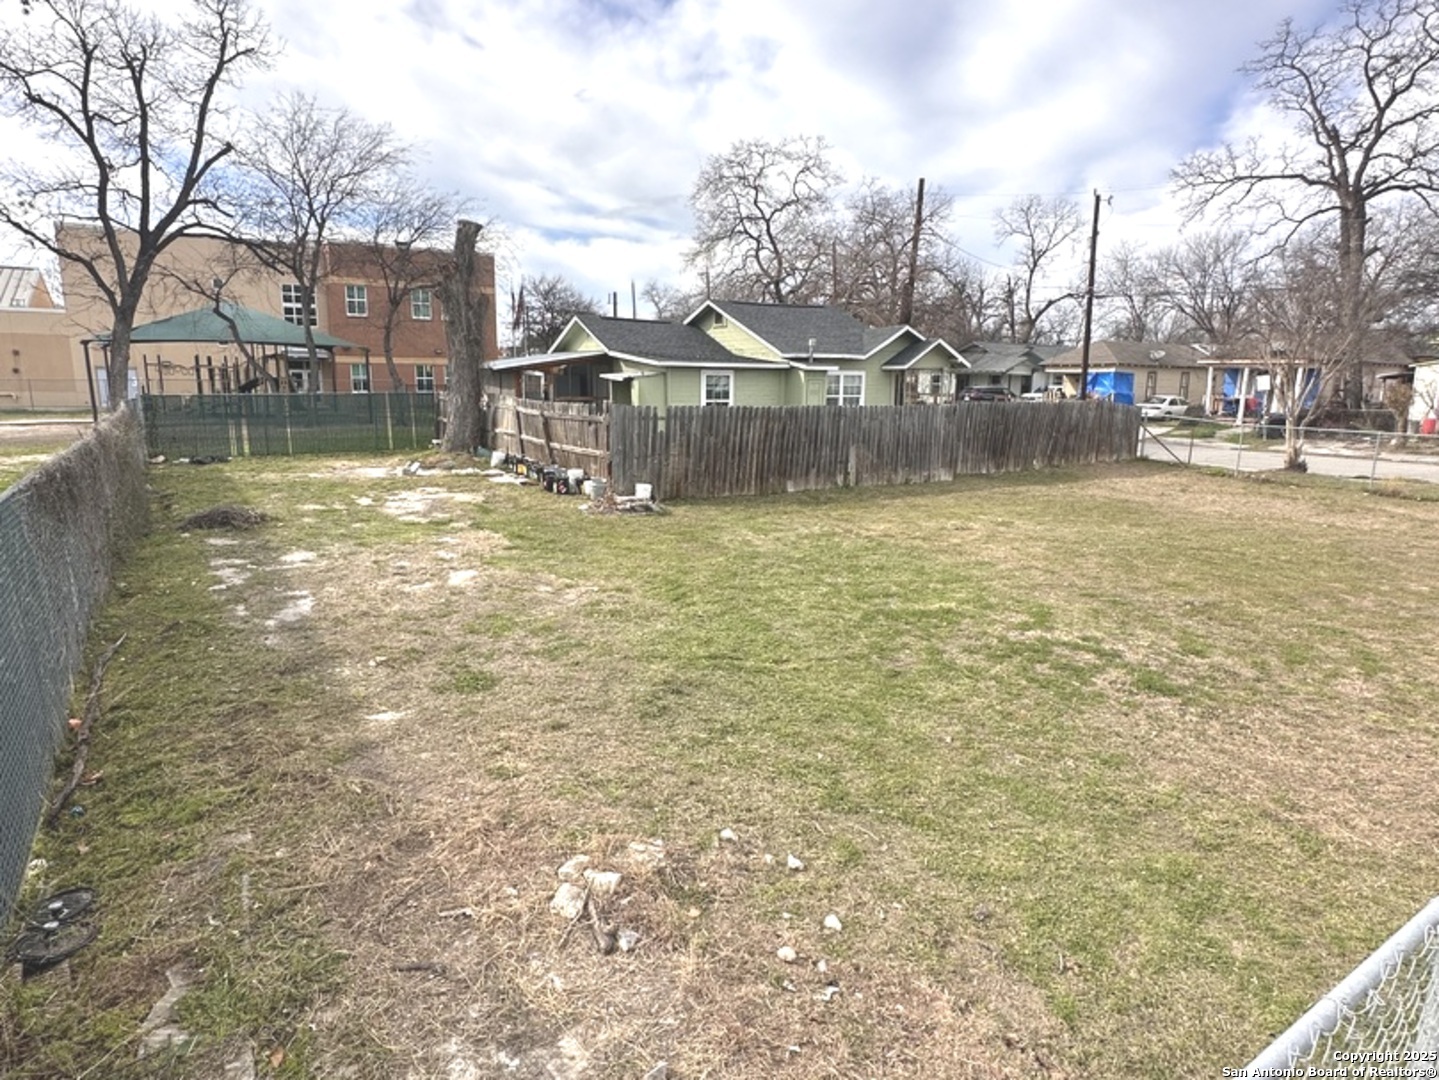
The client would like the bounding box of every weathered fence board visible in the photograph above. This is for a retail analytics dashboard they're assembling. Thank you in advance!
[488,398,1138,501]
[486,398,610,474]
[607,401,1138,501]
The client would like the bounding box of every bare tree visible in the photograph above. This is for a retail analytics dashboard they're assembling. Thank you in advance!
[911,255,1007,345]
[512,273,598,353]
[1151,230,1259,343]
[230,91,407,379]
[1173,0,1439,405]
[1097,242,1170,341]
[640,279,703,321]
[993,195,1083,343]
[1243,229,1390,467]
[831,178,957,328]
[687,136,841,304]
[331,175,466,389]
[440,219,490,453]
[0,0,272,407]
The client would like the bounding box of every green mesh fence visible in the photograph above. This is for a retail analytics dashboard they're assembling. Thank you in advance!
[141,393,442,458]
[0,409,148,918]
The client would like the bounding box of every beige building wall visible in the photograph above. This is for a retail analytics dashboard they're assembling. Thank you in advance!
[0,307,87,409]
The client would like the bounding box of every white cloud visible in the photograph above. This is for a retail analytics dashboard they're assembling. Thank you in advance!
[1,0,1344,309]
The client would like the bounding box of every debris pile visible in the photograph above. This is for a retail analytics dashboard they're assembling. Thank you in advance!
[179,505,268,531]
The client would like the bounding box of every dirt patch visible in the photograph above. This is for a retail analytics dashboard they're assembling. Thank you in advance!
[183,480,1072,1078]
[179,505,268,530]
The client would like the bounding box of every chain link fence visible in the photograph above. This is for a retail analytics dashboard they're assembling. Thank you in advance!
[1246,897,1439,1071]
[0,407,148,918]
[142,392,442,459]
[1140,419,1439,485]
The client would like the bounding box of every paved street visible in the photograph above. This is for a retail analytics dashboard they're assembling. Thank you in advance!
[1138,425,1439,484]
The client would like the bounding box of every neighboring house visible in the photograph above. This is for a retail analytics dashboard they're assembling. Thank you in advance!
[486,299,967,411]
[55,224,495,397]
[0,266,85,409]
[1406,353,1439,430]
[1197,337,1415,418]
[957,342,1065,396]
[1043,341,1208,405]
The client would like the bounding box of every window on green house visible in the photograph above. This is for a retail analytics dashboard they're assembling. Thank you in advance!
[826,371,864,406]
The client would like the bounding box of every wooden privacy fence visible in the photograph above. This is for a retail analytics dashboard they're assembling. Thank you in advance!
[611,401,1139,500]
[485,397,610,474]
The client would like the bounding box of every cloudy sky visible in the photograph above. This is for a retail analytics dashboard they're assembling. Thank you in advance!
[4,0,1341,321]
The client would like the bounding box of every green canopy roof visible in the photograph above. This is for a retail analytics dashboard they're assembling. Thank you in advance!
[114,302,360,350]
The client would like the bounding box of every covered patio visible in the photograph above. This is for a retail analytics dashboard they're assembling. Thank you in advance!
[87,302,366,413]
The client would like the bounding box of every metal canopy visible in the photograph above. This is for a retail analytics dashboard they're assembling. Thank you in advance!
[104,302,360,350]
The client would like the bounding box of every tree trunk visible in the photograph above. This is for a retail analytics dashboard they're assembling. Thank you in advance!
[1283,417,1306,471]
[440,220,489,453]
[1338,196,1368,410]
[383,318,405,391]
[106,319,133,411]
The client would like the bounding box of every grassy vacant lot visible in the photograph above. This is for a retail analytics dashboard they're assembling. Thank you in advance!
[4,455,1438,1078]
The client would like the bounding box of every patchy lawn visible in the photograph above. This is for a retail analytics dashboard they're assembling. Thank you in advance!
[5,457,1438,1078]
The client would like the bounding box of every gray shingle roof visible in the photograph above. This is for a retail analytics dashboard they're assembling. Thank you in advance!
[879,338,961,370]
[579,315,739,364]
[705,300,871,356]
[1044,341,1207,369]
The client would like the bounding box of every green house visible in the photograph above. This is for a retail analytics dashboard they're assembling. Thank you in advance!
[486,300,967,412]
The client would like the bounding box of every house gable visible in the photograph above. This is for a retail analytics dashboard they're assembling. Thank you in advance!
[687,302,784,361]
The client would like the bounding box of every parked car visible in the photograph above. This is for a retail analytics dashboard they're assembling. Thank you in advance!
[1020,387,1065,401]
[1138,395,1190,420]
[960,386,1016,402]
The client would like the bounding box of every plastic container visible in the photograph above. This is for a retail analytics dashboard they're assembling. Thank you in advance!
[634,482,653,501]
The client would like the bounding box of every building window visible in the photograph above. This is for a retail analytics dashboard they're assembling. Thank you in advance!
[350,363,370,393]
[410,288,433,320]
[281,283,315,326]
[415,364,435,393]
[1144,370,1158,399]
[1178,371,1191,399]
[345,284,368,317]
[712,312,728,329]
[702,369,733,406]
[826,371,864,407]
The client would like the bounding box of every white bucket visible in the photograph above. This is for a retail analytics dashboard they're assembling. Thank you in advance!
[490,449,506,468]
[567,468,585,484]
[634,482,653,501]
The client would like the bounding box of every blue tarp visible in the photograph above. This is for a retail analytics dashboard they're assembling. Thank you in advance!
[1086,371,1134,405]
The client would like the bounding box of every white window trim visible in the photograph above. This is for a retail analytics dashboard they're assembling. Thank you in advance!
[415,363,436,393]
[701,368,734,407]
[345,284,368,318]
[349,362,370,393]
[281,283,315,327]
[826,371,865,407]
[410,288,433,320]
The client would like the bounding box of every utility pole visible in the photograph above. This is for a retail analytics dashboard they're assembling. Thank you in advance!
[899,177,925,326]
[1079,189,1102,401]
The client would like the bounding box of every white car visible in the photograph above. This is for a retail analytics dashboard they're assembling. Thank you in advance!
[1139,395,1190,420]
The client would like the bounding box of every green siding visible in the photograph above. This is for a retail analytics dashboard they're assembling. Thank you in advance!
[827,356,898,406]
[553,324,603,352]
[658,366,788,408]
[737,369,786,406]
[694,309,783,361]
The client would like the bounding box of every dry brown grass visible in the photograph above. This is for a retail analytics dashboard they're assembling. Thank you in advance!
[12,457,1439,1078]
